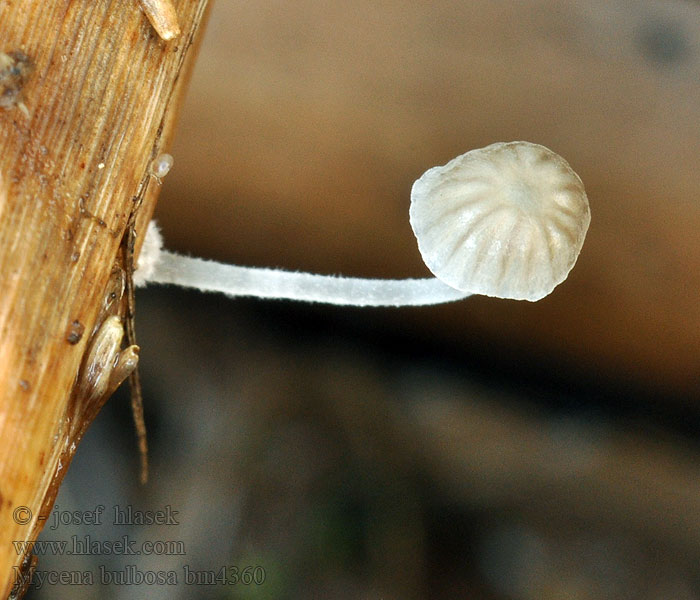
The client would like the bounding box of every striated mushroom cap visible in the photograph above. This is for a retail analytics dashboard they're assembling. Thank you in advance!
[409,141,590,301]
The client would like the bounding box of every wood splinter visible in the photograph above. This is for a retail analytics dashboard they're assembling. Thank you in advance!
[138,0,181,41]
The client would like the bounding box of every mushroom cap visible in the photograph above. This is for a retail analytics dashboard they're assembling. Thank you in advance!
[409,141,590,301]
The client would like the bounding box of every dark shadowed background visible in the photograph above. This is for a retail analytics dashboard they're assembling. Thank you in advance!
[28,0,700,598]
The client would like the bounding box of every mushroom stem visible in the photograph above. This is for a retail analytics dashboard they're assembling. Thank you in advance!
[148,251,470,307]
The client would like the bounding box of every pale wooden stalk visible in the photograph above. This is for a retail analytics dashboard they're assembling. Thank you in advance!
[0,1,209,596]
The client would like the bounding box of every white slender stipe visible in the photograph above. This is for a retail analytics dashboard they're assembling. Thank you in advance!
[147,251,470,307]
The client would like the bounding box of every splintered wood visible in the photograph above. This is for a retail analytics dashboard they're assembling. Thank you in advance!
[138,0,181,41]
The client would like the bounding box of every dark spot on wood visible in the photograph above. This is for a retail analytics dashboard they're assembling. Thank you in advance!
[0,49,33,112]
[66,320,85,344]
[79,196,117,235]
[71,251,80,262]
[38,452,45,467]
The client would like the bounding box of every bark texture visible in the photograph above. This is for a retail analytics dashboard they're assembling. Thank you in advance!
[0,1,209,596]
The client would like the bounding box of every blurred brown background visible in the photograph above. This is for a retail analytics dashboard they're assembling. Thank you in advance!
[29,1,700,599]
[159,0,700,398]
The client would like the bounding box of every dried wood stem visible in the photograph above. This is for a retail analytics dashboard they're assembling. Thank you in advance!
[0,1,210,596]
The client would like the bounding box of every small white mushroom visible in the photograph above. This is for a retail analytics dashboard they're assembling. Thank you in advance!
[135,142,590,306]
[150,153,174,181]
[410,141,590,301]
